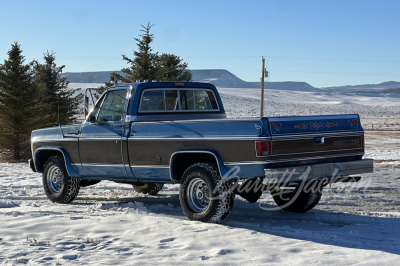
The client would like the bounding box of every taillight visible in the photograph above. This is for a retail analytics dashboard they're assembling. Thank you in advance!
[255,141,272,157]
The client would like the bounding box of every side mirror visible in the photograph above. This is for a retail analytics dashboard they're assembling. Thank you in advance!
[89,115,96,123]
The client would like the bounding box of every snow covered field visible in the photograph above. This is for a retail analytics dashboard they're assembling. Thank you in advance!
[1,86,400,265]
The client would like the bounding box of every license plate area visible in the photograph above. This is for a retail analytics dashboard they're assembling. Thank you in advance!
[312,164,330,178]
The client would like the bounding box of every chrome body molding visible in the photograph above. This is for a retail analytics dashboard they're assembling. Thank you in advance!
[271,131,364,141]
[128,137,268,141]
[31,138,79,143]
[79,163,125,167]
[225,161,268,165]
[131,165,170,168]
[79,138,122,141]
[132,117,260,124]
[264,159,374,183]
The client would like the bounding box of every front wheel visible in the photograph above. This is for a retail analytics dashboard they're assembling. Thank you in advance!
[179,163,235,223]
[42,156,80,203]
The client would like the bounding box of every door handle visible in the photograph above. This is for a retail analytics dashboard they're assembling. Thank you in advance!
[67,129,80,135]
[112,124,124,130]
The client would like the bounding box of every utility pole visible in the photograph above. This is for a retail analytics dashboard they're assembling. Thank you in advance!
[260,57,265,117]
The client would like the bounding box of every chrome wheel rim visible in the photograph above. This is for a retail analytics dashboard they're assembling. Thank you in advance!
[46,165,64,194]
[186,178,210,212]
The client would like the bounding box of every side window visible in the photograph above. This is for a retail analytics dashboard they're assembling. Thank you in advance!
[97,90,127,122]
[195,90,218,110]
[140,90,165,111]
[139,89,219,112]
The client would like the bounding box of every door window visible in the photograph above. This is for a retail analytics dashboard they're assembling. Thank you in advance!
[97,90,127,122]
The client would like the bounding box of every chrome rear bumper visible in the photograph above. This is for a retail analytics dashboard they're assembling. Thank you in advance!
[264,159,373,183]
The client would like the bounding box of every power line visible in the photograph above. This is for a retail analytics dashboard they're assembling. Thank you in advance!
[266,56,400,63]
[2,55,400,63]
[229,69,400,77]
[183,55,400,63]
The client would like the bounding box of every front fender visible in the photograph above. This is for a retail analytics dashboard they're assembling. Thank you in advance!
[34,146,80,178]
[169,149,230,182]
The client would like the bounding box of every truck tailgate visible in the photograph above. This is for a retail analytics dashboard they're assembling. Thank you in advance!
[267,114,364,162]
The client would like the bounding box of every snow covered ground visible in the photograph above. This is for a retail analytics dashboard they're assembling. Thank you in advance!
[1,86,400,265]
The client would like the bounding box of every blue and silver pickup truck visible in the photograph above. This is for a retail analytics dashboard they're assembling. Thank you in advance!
[29,81,373,223]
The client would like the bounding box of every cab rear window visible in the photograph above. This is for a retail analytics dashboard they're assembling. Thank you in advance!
[139,89,219,112]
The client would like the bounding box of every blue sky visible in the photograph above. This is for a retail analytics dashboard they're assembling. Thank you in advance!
[1,0,399,87]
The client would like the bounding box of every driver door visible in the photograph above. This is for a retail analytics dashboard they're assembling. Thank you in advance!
[79,89,128,178]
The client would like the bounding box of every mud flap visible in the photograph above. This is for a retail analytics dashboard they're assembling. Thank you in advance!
[236,178,263,203]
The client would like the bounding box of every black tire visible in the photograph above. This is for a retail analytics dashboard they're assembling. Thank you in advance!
[270,180,323,212]
[133,183,164,195]
[179,163,235,223]
[42,156,80,203]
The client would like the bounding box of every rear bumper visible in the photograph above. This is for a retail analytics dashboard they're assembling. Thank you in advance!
[28,159,36,172]
[264,159,373,183]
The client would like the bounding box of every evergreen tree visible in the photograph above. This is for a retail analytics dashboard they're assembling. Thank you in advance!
[0,43,47,160]
[157,53,192,81]
[111,22,192,84]
[118,22,159,82]
[33,52,82,126]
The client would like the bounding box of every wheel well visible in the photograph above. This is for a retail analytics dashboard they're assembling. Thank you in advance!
[172,153,218,182]
[36,150,64,172]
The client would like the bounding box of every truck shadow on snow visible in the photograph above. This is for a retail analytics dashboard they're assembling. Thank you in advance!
[230,199,400,256]
[74,192,400,256]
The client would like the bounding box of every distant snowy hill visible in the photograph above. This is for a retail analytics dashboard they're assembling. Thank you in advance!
[61,70,319,91]
[190,69,258,88]
[60,71,125,83]
[321,81,400,92]
[250,81,321,92]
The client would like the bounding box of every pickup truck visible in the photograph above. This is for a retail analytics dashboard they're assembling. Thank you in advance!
[29,81,373,223]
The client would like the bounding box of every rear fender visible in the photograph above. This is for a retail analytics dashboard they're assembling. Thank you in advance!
[170,149,230,182]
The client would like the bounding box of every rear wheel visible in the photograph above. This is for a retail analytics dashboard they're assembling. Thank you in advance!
[179,163,235,223]
[42,156,80,203]
[133,183,164,195]
[270,181,323,212]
